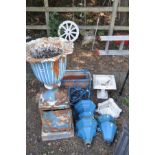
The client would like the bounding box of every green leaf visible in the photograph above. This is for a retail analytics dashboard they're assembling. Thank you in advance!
[48,12,61,37]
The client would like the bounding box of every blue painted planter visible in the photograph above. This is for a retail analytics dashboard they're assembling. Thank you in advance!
[74,100,96,114]
[76,118,97,145]
[61,69,92,89]
[78,111,94,119]
[97,114,117,143]
[74,100,97,145]
[31,55,67,88]
[98,114,114,124]
[101,121,117,143]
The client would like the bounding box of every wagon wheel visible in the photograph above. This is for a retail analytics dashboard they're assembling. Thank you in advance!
[58,20,79,42]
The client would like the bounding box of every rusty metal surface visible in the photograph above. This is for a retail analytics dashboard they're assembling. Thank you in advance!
[61,70,92,89]
[62,80,90,88]
[26,37,74,64]
[41,125,74,141]
[40,109,73,133]
[39,87,70,110]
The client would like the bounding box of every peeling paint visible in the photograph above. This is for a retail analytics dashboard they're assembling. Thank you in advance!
[40,109,73,133]
[39,87,70,110]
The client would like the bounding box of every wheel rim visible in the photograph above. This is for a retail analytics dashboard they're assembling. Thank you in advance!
[58,20,79,42]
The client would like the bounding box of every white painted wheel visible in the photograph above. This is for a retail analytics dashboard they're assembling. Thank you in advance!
[58,20,79,42]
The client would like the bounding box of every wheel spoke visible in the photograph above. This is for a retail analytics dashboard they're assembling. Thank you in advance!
[71,27,76,31]
[69,35,71,41]
[65,35,68,40]
[70,34,74,39]
[66,23,69,29]
[71,31,77,34]
[62,25,67,30]
[60,33,66,38]
[69,23,73,29]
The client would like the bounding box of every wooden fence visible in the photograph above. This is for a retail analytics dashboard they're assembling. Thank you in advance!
[26,0,129,36]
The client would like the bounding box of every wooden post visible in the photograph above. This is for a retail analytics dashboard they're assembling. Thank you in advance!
[109,0,120,36]
[105,0,120,53]
[44,0,50,36]
[72,0,75,21]
[84,0,87,25]
[119,0,129,26]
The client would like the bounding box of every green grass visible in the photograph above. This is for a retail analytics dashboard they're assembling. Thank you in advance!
[97,30,104,36]
[122,97,129,107]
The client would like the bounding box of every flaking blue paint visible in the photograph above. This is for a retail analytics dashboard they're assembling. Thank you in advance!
[43,111,70,129]
[31,56,67,86]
